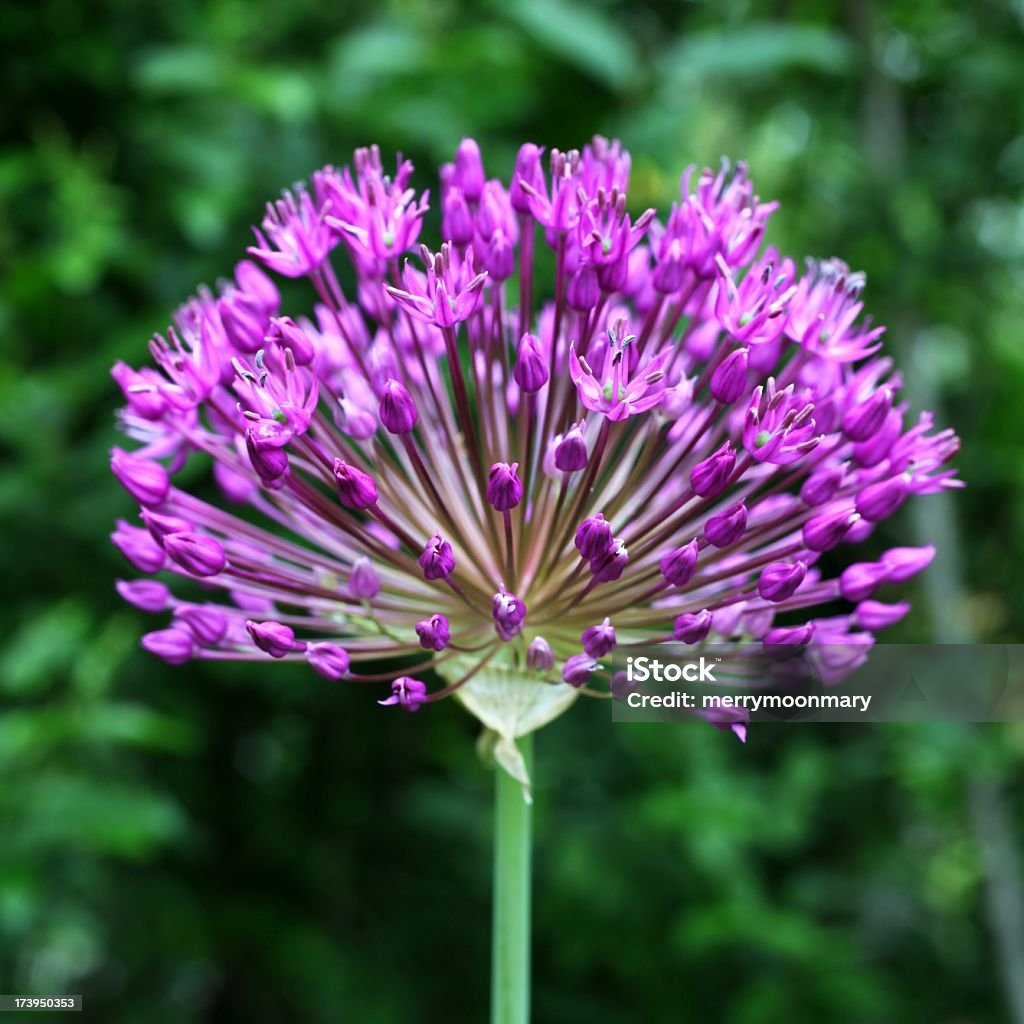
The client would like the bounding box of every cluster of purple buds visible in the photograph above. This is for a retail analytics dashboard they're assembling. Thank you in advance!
[110,136,959,739]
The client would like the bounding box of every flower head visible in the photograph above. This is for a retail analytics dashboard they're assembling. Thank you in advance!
[110,136,959,779]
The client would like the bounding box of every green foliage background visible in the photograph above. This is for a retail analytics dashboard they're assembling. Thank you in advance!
[2,0,1024,1020]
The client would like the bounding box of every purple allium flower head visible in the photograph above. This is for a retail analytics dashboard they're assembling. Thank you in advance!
[108,136,960,752]
[487,462,524,511]
[419,534,455,581]
[415,614,451,651]
[305,642,351,680]
[246,619,296,658]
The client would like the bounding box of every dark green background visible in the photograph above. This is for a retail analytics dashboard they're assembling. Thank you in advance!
[3,1,1024,1020]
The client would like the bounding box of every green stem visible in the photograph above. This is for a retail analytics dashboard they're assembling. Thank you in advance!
[491,733,533,1024]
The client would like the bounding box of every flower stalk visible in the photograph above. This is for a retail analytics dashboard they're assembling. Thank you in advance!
[492,731,533,1024]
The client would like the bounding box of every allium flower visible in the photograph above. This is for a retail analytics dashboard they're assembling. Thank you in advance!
[110,136,960,792]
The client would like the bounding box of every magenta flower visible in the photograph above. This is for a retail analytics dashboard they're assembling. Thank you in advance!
[108,136,960,791]
[569,321,670,420]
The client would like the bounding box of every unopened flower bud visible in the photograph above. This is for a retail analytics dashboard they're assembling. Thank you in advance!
[333,460,378,510]
[335,397,377,441]
[757,561,807,602]
[839,562,890,602]
[141,509,193,543]
[218,290,265,352]
[843,386,892,442]
[673,609,713,644]
[487,462,524,511]
[174,604,229,645]
[880,544,936,582]
[442,187,474,246]
[419,534,455,580]
[590,541,628,583]
[563,653,599,687]
[705,502,747,548]
[855,600,910,631]
[305,642,351,679]
[527,636,554,671]
[855,475,908,523]
[349,557,381,599]
[710,348,750,404]
[763,623,814,646]
[691,443,736,498]
[511,143,544,214]
[111,520,166,573]
[803,508,857,552]
[581,618,616,658]
[454,138,485,202]
[379,378,418,434]
[415,614,451,651]
[800,464,843,506]
[116,579,172,613]
[575,514,614,560]
[164,532,227,577]
[246,429,289,486]
[246,619,296,658]
[660,539,699,587]
[567,264,600,311]
[514,332,548,393]
[142,628,195,665]
[111,448,170,507]
[554,423,588,472]
[266,316,315,365]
